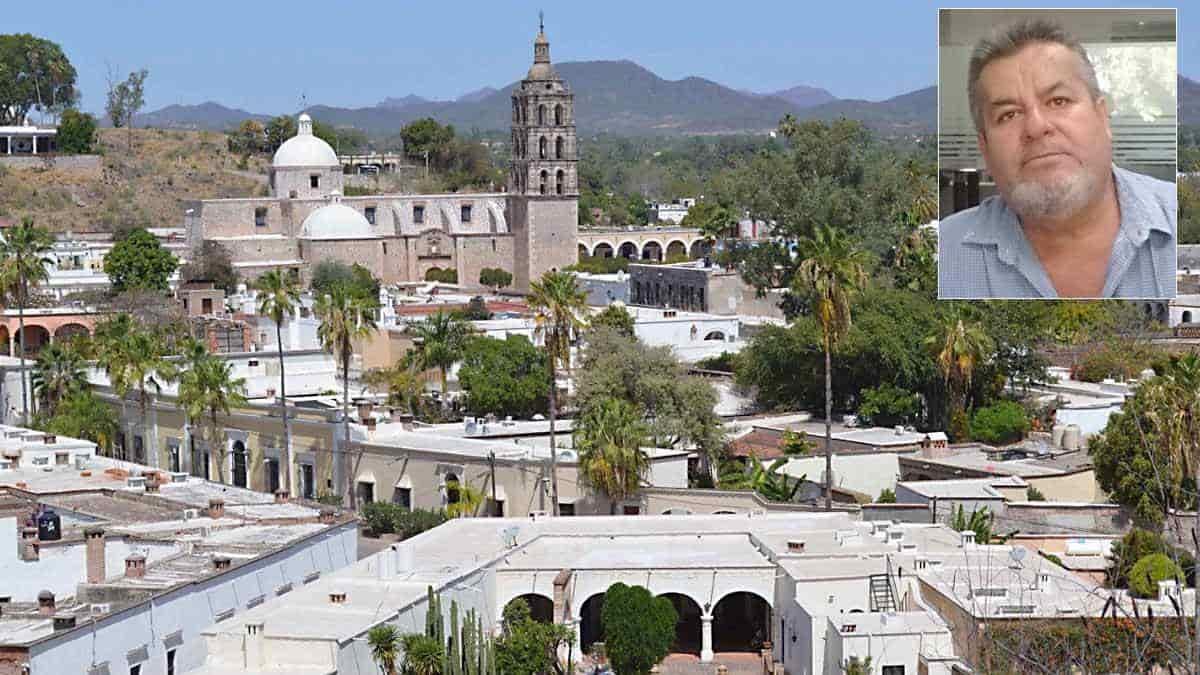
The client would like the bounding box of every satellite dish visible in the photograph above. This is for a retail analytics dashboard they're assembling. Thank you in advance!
[1009,547,1027,563]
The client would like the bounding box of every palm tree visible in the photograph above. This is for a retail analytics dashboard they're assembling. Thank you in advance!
[407,310,472,395]
[443,477,485,518]
[528,270,588,517]
[124,328,178,468]
[368,624,402,675]
[315,286,378,509]
[574,397,650,514]
[93,314,136,459]
[794,224,868,510]
[31,341,87,419]
[926,312,993,442]
[178,352,247,483]
[0,218,53,425]
[400,633,445,675]
[364,358,423,416]
[256,269,301,494]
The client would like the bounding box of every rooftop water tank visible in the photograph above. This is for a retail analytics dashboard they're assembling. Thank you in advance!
[37,508,61,541]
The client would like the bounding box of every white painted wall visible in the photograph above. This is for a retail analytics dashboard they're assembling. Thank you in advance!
[647,453,688,489]
[26,522,357,675]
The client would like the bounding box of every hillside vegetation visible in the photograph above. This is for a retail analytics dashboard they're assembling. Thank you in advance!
[0,128,266,233]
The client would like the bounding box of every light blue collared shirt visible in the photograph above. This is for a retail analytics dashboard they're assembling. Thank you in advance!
[938,166,1177,299]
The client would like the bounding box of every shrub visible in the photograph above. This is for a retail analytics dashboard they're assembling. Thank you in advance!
[393,508,447,540]
[876,488,896,503]
[601,583,676,675]
[857,384,921,427]
[1075,340,1162,383]
[695,351,738,373]
[1026,486,1046,501]
[424,267,458,284]
[57,109,98,154]
[1129,553,1183,598]
[568,255,629,274]
[969,400,1028,445]
[361,501,397,535]
[1107,528,1196,589]
[479,267,513,290]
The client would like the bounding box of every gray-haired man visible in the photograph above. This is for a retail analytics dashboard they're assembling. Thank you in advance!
[939,19,1176,299]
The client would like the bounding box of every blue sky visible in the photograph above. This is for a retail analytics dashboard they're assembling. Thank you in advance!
[8,0,1196,116]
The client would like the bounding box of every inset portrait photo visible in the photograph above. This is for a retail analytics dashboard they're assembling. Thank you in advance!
[937,9,1177,299]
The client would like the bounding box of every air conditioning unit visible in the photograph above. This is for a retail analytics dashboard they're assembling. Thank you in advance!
[170,472,189,483]
[127,476,146,489]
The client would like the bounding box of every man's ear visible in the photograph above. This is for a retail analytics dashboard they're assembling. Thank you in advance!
[977,130,988,157]
[1096,96,1112,141]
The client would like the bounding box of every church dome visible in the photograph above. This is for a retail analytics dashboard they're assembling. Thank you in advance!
[273,113,339,168]
[300,193,379,240]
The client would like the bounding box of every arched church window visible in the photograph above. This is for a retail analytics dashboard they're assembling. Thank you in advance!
[555,136,564,159]
[538,105,546,125]
[539,136,547,159]
[556,170,564,195]
[539,170,548,195]
[555,104,563,125]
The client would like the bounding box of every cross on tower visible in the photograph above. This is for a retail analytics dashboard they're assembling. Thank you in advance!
[539,10,544,33]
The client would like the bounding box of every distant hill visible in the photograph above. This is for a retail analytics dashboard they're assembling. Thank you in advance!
[765,85,837,109]
[133,102,269,130]
[1180,75,1200,125]
[133,60,943,136]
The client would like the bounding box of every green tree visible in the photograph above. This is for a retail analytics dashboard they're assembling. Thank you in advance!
[31,341,86,418]
[589,303,635,338]
[315,286,378,509]
[680,200,735,253]
[178,345,246,483]
[93,314,136,457]
[719,453,805,503]
[400,118,456,164]
[575,397,650,513]
[399,633,445,675]
[105,68,148,150]
[364,359,424,416]
[528,270,589,516]
[264,115,297,152]
[856,383,921,427]
[408,310,472,395]
[795,224,869,510]
[0,218,53,424]
[478,268,513,292]
[890,223,936,296]
[457,335,549,418]
[180,241,239,294]
[461,296,491,321]
[0,34,79,124]
[843,656,873,675]
[122,327,178,468]
[927,313,993,441]
[600,583,676,675]
[949,504,994,543]
[104,228,178,293]
[40,389,119,454]
[56,109,97,154]
[495,597,574,675]
[877,488,896,503]
[227,118,265,155]
[1129,553,1184,599]
[969,400,1028,445]
[311,260,378,300]
[256,269,301,494]
[368,624,403,675]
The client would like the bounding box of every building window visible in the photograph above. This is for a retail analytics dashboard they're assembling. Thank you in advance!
[382,242,388,255]
[254,207,268,227]
[414,205,425,224]
[559,502,575,516]
[202,298,213,314]
[622,504,640,515]
[392,487,412,509]
[539,136,547,159]
[167,650,176,675]
[461,205,472,223]
[301,463,315,499]
[555,104,563,125]
[365,206,376,225]
[357,481,375,505]
[539,170,548,195]
[556,170,564,195]
[310,175,320,189]
[881,667,904,675]
[487,499,505,517]
[555,136,564,159]
[538,104,546,125]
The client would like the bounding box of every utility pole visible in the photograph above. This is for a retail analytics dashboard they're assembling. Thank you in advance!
[423,150,429,179]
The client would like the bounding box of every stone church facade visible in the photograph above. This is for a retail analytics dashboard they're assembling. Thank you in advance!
[183,27,577,293]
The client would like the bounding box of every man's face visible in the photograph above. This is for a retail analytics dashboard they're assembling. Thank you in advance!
[976,42,1112,220]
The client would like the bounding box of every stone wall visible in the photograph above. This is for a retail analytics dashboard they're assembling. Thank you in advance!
[269,165,343,200]
[0,154,100,172]
[298,239,387,285]
[457,235,516,289]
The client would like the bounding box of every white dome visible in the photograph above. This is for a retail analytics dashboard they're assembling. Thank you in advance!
[273,114,338,168]
[301,197,379,240]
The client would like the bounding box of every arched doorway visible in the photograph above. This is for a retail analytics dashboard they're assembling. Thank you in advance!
[659,593,702,654]
[232,440,248,488]
[1185,310,1195,324]
[618,242,638,259]
[711,592,771,653]
[505,594,554,624]
[18,325,50,357]
[689,240,708,259]
[578,244,589,260]
[592,243,614,259]
[703,330,727,341]
[642,241,663,261]
[579,594,606,657]
[54,323,89,343]
[666,240,687,260]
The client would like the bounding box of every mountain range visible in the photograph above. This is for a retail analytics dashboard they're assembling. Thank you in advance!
[131,60,1198,137]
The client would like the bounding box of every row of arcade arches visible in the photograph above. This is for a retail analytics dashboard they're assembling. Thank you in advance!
[579,240,707,262]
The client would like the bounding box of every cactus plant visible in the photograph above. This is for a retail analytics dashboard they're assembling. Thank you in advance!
[448,600,462,675]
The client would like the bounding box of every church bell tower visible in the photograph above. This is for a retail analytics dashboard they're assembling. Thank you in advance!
[508,15,579,292]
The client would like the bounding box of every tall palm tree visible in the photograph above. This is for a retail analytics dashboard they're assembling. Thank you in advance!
[368,624,402,675]
[256,269,301,494]
[408,310,472,395]
[93,314,136,459]
[178,352,247,483]
[574,397,650,514]
[528,270,588,517]
[31,341,87,419]
[794,225,868,510]
[124,328,178,468]
[0,218,53,425]
[315,286,378,509]
[926,312,993,442]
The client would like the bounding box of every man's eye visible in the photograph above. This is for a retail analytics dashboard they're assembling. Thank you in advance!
[997,111,1017,123]
[1049,97,1069,107]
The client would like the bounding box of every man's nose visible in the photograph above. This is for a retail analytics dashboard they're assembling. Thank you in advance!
[1021,104,1054,141]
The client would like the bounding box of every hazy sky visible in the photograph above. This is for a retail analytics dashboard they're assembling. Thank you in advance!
[8,0,1196,116]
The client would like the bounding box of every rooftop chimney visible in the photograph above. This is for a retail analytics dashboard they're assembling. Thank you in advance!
[212,555,232,571]
[319,508,336,525]
[20,526,38,561]
[37,590,54,616]
[208,498,225,519]
[84,526,105,584]
[328,591,347,604]
[959,530,977,548]
[274,490,290,504]
[787,539,806,553]
[124,553,146,579]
